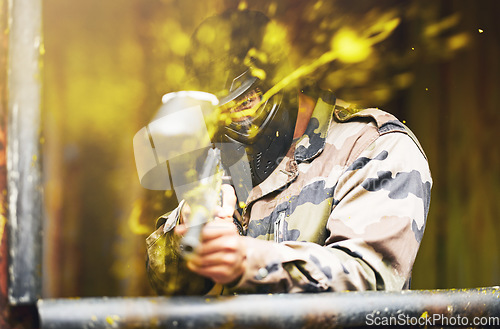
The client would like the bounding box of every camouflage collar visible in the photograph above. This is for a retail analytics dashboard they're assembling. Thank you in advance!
[244,90,336,208]
[294,90,336,163]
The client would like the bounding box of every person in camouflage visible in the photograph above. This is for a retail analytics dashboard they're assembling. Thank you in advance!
[145,10,432,295]
[146,89,432,295]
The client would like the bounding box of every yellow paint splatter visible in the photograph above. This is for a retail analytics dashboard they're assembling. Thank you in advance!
[247,124,260,139]
[332,28,372,63]
[165,63,186,86]
[448,33,469,51]
[127,200,150,235]
[170,32,190,56]
[238,1,248,11]
[425,14,460,37]
[478,28,484,33]
[196,24,216,44]
[208,15,401,146]
[106,316,115,325]
[267,2,278,17]
[254,16,400,111]
[105,315,120,326]
[250,67,267,80]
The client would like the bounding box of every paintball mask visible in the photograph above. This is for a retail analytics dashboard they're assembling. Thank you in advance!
[133,10,298,202]
[185,9,298,186]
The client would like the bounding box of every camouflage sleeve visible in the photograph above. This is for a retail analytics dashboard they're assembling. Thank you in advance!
[228,132,432,293]
[145,201,217,295]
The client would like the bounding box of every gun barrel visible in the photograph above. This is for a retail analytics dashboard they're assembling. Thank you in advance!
[179,213,206,255]
[179,147,224,257]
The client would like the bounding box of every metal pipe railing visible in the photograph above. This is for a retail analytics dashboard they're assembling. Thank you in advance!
[7,0,43,305]
[38,287,500,329]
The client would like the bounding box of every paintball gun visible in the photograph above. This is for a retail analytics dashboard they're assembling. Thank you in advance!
[133,91,249,259]
[178,147,226,256]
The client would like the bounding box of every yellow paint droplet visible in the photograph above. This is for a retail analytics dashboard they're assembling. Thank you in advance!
[106,316,115,325]
[267,2,278,17]
[165,63,185,86]
[448,33,469,51]
[251,67,267,81]
[276,131,279,137]
[39,42,46,56]
[238,1,248,11]
[196,25,216,45]
[425,88,429,91]
[420,311,429,318]
[314,0,323,10]
[247,124,260,138]
[411,47,415,51]
[32,155,37,161]
[127,200,150,235]
[402,120,406,124]
[332,28,371,63]
[478,28,484,33]
[239,201,246,209]
[170,32,190,56]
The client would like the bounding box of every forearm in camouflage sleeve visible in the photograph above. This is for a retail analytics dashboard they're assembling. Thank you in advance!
[146,201,216,295]
[227,132,432,293]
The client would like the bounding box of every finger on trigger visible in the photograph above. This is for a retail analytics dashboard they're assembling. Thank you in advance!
[174,224,188,236]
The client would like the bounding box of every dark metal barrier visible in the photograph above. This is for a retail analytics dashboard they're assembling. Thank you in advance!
[38,287,500,328]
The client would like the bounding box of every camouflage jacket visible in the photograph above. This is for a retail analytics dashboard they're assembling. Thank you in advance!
[146,90,432,295]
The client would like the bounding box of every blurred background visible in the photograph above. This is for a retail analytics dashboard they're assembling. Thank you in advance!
[41,0,499,297]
